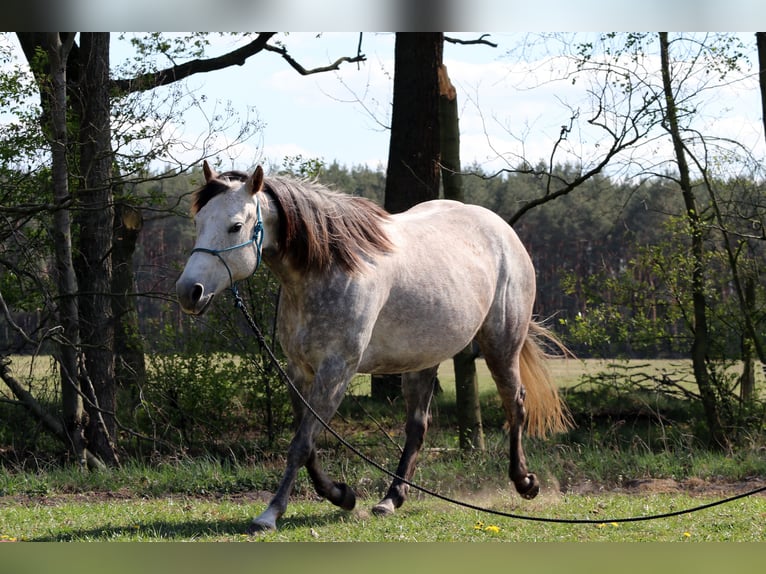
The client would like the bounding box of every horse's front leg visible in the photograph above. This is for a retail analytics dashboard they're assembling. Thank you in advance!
[248,358,356,533]
[247,419,313,533]
[372,366,438,517]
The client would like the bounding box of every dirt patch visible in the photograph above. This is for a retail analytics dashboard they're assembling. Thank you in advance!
[2,478,765,509]
[564,476,766,497]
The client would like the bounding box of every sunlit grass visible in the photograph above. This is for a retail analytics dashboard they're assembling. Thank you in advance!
[3,354,765,542]
[2,489,765,542]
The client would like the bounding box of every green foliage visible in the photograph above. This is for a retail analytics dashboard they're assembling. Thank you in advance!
[133,272,292,457]
[278,154,325,179]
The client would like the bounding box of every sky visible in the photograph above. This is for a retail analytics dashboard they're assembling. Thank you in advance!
[106,31,766,180]
[4,8,766,181]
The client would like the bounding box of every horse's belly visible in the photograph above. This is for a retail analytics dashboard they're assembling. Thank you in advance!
[357,296,486,374]
[357,345,465,375]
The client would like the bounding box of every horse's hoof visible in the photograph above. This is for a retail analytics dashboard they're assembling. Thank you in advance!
[247,518,277,534]
[517,473,540,500]
[371,499,396,517]
[332,482,357,511]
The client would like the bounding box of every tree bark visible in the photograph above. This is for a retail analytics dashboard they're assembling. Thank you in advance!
[372,32,443,402]
[659,32,727,449]
[73,33,119,466]
[44,33,90,469]
[383,33,443,214]
[112,201,147,394]
[756,33,766,146]
[439,64,485,451]
[739,277,756,403]
[755,32,766,385]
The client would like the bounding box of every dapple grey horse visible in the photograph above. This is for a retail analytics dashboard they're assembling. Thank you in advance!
[176,162,571,533]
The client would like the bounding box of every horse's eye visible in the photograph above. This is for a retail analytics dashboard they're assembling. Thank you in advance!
[228,222,243,234]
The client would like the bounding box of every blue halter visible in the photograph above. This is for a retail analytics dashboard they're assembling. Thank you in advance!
[190,197,264,295]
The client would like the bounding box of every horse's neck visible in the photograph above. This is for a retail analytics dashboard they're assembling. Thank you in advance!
[256,191,280,256]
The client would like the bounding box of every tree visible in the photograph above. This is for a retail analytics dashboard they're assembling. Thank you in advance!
[757,33,766,142]
[383,33,443,213]
[559,32,765,445]
[371,33,443,401]
[43,33,92,467]
[2,32,366,466]
[439,63,485,450]
[73,33,120,465]
[658,32,725,447]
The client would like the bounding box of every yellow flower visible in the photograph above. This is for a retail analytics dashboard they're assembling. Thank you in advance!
[484,525,501,533]
[683,532,692,538]
[473,521,485,530]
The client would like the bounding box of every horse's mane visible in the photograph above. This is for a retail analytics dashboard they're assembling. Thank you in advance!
[191,170,248,215]
[263,176,394,275]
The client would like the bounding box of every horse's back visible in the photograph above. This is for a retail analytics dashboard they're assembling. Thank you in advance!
[389,200,533,287]
[357,200,535,374]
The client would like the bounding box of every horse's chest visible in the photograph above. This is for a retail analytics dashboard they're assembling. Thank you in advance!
[277,300,370,367]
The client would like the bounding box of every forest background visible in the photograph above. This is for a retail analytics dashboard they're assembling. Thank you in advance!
[1,31,765,473]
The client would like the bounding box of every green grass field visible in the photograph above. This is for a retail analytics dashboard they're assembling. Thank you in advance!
[2,354,765,542]
[2,483,765,542]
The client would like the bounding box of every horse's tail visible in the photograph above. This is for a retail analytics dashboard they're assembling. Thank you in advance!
[520,321,574,438]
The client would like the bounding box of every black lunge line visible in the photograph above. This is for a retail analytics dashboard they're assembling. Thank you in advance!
[233,289,766,525]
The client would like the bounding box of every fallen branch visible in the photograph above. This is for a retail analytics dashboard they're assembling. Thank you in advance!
[0,356,105,470]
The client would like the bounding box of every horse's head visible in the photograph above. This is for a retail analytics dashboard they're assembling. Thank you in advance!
[176,161,266,315]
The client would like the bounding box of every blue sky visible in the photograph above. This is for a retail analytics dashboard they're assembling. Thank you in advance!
[114,32,535,173]
[4,30,765,180]
[108,32,766,180]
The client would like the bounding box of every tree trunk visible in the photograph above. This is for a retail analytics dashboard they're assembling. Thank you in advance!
[73,33,119,466]
[659,32,727,449]
[372,33,444,402]
[739,277,756,403]
[755,32,766,384]
[45,33,89,469]
[112,201,147,395]
[439,64,485,451]
[383,33,443,214]
[756,33,766,145]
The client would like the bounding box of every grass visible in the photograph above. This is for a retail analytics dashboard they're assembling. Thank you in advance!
[2,355,766,542]
[1,442,765,542]
[2,482,765,542]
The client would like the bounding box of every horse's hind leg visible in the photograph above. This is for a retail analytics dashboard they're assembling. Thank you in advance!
[479,338,540,500]
[372,366,438,517]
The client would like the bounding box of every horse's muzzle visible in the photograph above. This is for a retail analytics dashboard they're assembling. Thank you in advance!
[176,278,214,315]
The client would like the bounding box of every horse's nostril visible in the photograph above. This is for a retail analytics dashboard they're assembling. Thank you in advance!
[191,283,204,303]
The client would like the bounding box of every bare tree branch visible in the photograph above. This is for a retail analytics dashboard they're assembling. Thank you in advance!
[112,33,277,93]
[0,356,106,470]
[113,33,368,93]
[262,43,366,75]
[445,34,498,48]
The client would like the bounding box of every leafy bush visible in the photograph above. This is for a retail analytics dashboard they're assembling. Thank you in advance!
[131,273,292,457]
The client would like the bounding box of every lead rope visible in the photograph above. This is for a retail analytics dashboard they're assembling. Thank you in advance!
[232,290,766,524]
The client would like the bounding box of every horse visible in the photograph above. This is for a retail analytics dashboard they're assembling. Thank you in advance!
[176,161,572,533]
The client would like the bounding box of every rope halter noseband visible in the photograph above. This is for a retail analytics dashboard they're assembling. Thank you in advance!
[190,196,264,296]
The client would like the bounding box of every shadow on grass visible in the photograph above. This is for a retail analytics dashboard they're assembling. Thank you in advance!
[27,507,357,542]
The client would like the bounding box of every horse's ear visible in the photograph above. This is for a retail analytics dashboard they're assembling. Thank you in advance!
[203,160,218,182]
[248,165,264,195]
